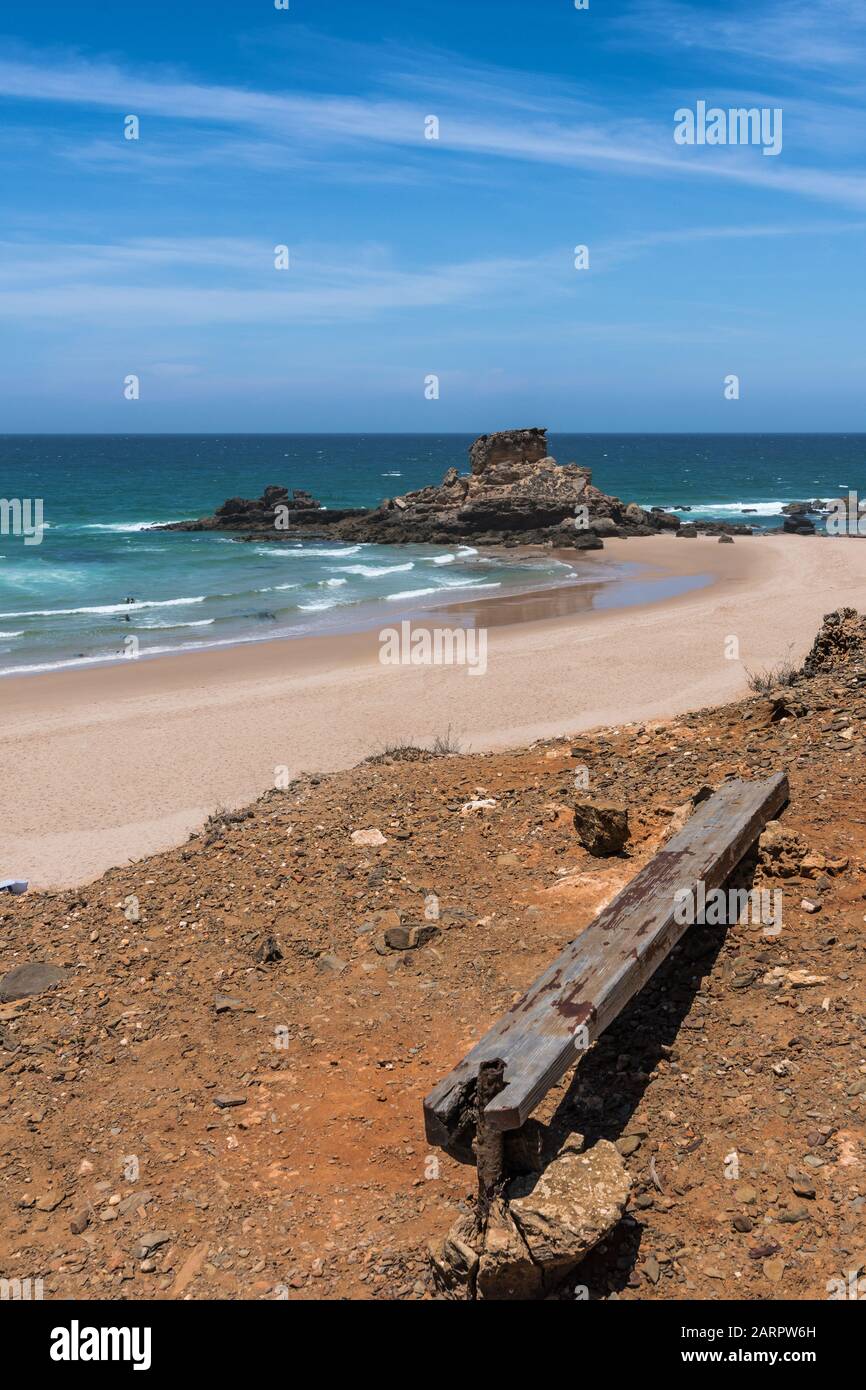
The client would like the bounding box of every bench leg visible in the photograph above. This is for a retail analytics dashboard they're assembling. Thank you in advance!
[474,1058,506,1233]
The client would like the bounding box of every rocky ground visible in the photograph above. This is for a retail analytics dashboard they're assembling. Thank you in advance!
[2,613,866,1301]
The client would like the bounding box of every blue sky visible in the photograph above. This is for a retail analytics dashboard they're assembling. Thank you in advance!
[2,0,866,432]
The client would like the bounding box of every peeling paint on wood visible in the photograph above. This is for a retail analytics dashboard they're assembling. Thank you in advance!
[424,772,788,1153]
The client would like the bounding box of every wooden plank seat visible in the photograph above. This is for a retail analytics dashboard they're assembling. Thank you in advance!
[424,772,789,1159]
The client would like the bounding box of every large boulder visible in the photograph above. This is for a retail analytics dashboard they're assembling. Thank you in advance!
[508,1137,631,1284]
[429,1136,631,1300]
[801,608,866,675]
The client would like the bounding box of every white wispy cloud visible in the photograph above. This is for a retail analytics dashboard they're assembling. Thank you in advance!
[1,47,866,210]
[617,0,866,72]
[0,239,562,324]
[0,217,861,330]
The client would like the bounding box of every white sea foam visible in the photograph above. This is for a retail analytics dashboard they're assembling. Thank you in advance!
[0,596,206,619]
[255,545,362,558]
[337,562,414,578]
[81,520,184,532]
[0,630,23,639]
[320,578,347,588]
[139,618,215,630]
[440,580,502,592]
[429,554,456,565]
[653,501,784,517]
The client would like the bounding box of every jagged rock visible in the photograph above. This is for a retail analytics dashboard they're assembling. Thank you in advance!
[157,429,679,548]
[783,514,815,534]
[758,821,808,878]
[158,486,364,535]
[802,608,866,676]
[469,428,548,476]
[573,799,630,856]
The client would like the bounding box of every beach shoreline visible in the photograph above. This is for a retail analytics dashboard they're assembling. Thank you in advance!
[2,533,862,890]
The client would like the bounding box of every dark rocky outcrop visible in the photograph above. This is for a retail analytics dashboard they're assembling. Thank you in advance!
[154,431,829,548]
[801,608,866,676]
[156,429,683,549]
[159,486,366,535]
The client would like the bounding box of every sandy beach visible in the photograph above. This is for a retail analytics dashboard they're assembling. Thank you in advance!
[3,533,865,889]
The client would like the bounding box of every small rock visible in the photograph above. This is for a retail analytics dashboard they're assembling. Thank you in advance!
[778,1205,809,1224]
[213,1094,246,1109]
[615,1135,642,1158]
[135,1231,172,1259]
[214,994,250,1013]
[317,954,348,974]
[384,924,440,951]
[35,1191,66,1213]
[350,829,387,847]
[790,1177,816,1199]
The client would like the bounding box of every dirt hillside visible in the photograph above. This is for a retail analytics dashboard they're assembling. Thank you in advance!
[2,615,866,1300]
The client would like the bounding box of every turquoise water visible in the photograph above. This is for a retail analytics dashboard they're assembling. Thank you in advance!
[0,433,862,675]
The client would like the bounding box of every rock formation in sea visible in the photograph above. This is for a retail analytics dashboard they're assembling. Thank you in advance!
[158,428,686,548]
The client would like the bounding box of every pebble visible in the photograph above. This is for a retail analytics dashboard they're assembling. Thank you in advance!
[350,829,387,847]
[616,1135,642,1157]
[135,1231,172,1259]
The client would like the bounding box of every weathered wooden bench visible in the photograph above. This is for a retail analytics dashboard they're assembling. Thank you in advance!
[424,772,788,1161]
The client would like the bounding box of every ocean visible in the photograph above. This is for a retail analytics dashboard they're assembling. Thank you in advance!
[0,432,862,676]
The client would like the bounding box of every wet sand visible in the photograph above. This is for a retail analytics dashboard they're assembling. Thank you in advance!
[2,533,863,889]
